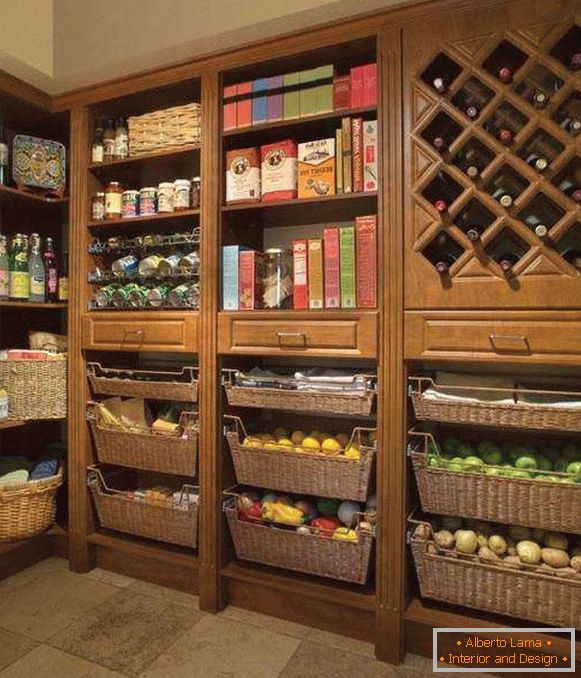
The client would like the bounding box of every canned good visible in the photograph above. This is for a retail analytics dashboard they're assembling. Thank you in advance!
[191,176,201,208]
[139,187,158,216]
[158,182,175,212]
[138,255,163,277]
[128,285,149,308]
[106,236,123,250]
[174,179,191,210]
[169,282,200,308]
[179,251,200,275]
[158,253,182,276]
[122,190,140,218]
[91,193,106,221]
[113,283,140,307]
[142,233,157,247]
[95,284,117,308]
[111,255,139,276]
[147,282,174,307]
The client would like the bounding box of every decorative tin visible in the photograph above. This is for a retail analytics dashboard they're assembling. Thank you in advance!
[139,187,157,216]
[12,135,66,197]
[122,190,140,218]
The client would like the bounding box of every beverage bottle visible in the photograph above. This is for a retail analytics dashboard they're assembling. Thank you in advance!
[434,253,457,275]
[0,124,8,186]
[0,234,8,298]
[9,235,29,300]
[28,233,45,302]
[43,236,58,302]
[91,124,104,163]
[525,152,548,172]
[102,119,115,162]
[58,251,69,302]
[113,117,129,159]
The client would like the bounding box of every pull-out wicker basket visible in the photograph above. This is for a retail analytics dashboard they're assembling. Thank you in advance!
[0,358,66,420]
[409,376,581,432]
[224,415,375,501]
[223,370,375,416]
[409,517,581,628]
[88,466,198,548]
[0,469,63,542]
[88,362,198,402]
[224,496,373,584]
[408,430,581,533]
[128,103,201,156]
[88,404,198,476]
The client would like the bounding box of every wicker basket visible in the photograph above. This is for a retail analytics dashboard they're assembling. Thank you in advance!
[88,466,198,547]
[408,430,581,533]
[128,103,201,156]
[224,415,375,501]
[224,497,373,584]
[88,362,198,402]
[409,517,581,628]
[223,370,375,416]
[0,469,63,542]
[88,405,198,476]
[0,358,66,420]
[409,376,581,432]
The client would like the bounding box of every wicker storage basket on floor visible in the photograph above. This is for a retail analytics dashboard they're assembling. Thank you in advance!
[224,498,373,584]
[409,518,581,628]
[409,376,581,432]
[0,469,63,542]
[88,363,198,402]
[0,358,66,420]
[128,103,201,156]
[88,466,198,547]
[223,371,375,416]
[224,415,375,501]
[408,430,581,533]
[88,405,198,476]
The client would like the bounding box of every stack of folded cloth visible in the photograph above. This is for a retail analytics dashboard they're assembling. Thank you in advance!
[234,367,374,393]
[422,372,516,404]
[0,455,60,489]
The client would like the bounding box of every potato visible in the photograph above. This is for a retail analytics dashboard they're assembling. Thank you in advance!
[413,523,432,540]
[509,525,532,542]
[544,532,568,551]
[478,546,499,563]
[434,530,455,550]
[502,555,522,569]
[555,567,577,579]
[440,516,462,531]
[477,535,488,548]
[570,555,581,573]
[488,535,507,556]
[516,540,542,564]
[541,548,570,569]
[455,530,479,554]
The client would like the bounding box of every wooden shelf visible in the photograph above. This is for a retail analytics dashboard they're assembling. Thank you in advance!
[87,144,201,171]
[223,191,377,213]
[88,208,200,228]
[0,300,67,309]
[0,419,25,430]
[0,184,68,206]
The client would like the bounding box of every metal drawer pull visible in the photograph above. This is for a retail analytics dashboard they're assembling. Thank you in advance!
[276,332,306,347]
[123,329,145,340]
[489,333,529,351]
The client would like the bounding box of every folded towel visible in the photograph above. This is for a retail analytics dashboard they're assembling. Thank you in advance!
[516,384,581,408]
[30,458,59,480]
[434,371,516,402]
[0,469,29,489]
[423,388,514,405]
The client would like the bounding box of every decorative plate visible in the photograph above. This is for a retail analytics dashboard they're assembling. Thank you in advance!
[12,135,66,195]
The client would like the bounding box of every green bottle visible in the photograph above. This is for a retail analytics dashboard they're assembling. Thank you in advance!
[9,234,29,300]
[0,234,8,299]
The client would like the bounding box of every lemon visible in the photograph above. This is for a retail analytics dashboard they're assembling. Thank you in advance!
[322,437,342,455]
[344,445,361,459]
[264,442,279,449]
[277,438,293,449]
[291,430,306,445]
[302,436,321,450]
[274,427,290,439]
[243,436,261,447]
[336,433,350,448]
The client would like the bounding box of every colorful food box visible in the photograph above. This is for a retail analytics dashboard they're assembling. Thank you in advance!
[339,226,356,309]
[267,75,283,122]
[236,81,252,127]
[239,250,264,310]
[341,117,352,194]
[351,117,364,193]
[292,239,308,310]
[260,139,297,202]
[363,120,378,192]
[356,215,377,309]
[252,78,268,125]
[223,84,237,130]
[307,238,324,310]
[223,245,248,310]
[225,147,261,204]
[298,138,335,199]
[334,74,351,110]
[283,72,300,120]
[323,227,341,309]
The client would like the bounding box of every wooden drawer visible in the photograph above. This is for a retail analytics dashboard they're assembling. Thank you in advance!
[218,311,377,358]
[82,312,198,352]
[405,312,581,365]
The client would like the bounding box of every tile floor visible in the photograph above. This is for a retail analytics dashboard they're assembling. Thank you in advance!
[0,557,462,677]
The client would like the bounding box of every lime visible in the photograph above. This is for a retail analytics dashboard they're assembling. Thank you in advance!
[515,455,538,470]
[566,461,581,476]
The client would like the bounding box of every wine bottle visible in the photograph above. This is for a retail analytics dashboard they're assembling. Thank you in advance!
[43,236,58,303]
[491,187,513,208]
[466,226,483,242]
[563,118,581,136]
[0,124,8,186]
[434,199,448,213]
[498,128,513,145]
[435,253,456,274]
[525,152,548,172]
[432,136,448,152]
[498,253,519,273]
[466,105,479,119]
[558,179,581,202]
[433,77,447,93]
[533,91,548,108]
[524,214,548,238]
[570,53,581,71]
[498,67,512,83]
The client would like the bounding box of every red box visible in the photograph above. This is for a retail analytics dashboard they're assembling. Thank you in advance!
[323,227,341,309]
[239,250,264,309]
[260,139,297,202]
[292,239,308,309]
[333,75,351,110]
[350,66,365,108]
[237,81,252,128]
[356,215,377,309]
[223,84,237,130]
[351,117,364,193]
[363,63,377,107]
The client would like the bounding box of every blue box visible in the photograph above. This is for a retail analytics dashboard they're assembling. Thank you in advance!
[252,78,268,125]
[223,245,248,310]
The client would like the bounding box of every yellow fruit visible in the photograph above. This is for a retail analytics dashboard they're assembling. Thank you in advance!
[277,438,293,448]
[301,436,321,450]
[291,430,306,445]
[344,445,361,460]
[336,433,350,448]
[321,438,341,455]
[243,436,261,448]
[274,427,289,439]
[264,442,279,450]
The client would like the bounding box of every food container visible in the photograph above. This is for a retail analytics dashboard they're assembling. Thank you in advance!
[139,187,157,215]
[169,283,199,308]
[225,147,261,203]
[138,255,163,277]
[262,247,293,309]
[95,284,117,308]
[260,139,297,201]
[147,283,173,307]
[158,182,175,212]
[190,177,201,208]
[91,193,106,221]
[111,255,138,277]
[105,182,123,219]
[173,179,191,210]
[158,254,182,276]
[121,190,139,218]
[179,251,200,275]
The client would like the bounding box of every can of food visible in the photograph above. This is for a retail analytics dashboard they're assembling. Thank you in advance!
[190,177,201,208]
[122,190,140,218]
[169,282,199,307]
[158,182,175,212]
[139,187,158,216]
[113,283,140,307]
[141,233,157,248]
[173,179,191,210]
[106,236,123,250]
[111,255,139,276]
[179,251,200,275]
[138,255,163,277]
[128,285,149,308]
[95,284,117,308]
[91,192,106,221]
[147,282,173,307]
[158,253,182,276]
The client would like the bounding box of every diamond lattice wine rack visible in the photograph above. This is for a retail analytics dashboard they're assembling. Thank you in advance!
[404,13,581,309]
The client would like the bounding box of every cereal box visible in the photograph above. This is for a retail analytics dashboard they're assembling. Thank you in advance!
[239,250,264,310]
[298,138,335,199]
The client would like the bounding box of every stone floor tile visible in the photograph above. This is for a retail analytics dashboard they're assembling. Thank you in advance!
[0,628,37,672]
[84,568,136,588]
[218,605,312,639]
[126,579,199,609]
[0,645,125,678]
[308,628,376,658]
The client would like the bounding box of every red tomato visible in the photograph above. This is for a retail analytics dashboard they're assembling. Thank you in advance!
[311,517,340,536]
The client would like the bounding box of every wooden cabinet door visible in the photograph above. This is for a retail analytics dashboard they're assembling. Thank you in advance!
[403,0,581,309]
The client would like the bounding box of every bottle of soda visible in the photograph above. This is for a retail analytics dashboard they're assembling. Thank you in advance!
[9,234,29,300]
[43,236,58,302]
[0,234,8,299]
[29,233,46,302]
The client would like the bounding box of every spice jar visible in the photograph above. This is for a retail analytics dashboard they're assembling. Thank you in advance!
[91,192,106,221]
[190,176,201,208]
[262,247,293,309]
[173,179,191,211]
[158,182,175,212]
[122,189,139,218]
[139,187,157,216]
[104,181,123,219]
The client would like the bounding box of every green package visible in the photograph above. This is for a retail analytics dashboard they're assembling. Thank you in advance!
[340,225,356,308]
[283,71,300,120]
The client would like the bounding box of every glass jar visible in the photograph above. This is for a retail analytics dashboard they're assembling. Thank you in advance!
[262,247,293,309]
[104,181,123,219]
[91,192,106,221]
[158,182,175,212]
[190,176,201,208]
[173,179,191,211]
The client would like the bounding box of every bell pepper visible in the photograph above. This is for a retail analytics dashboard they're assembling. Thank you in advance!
[311,516,340,536]
[262,501,304,526]
[243,501,263,521]
[332,527,357,541]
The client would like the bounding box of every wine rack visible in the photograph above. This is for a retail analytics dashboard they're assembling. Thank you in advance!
[405,16,581,308]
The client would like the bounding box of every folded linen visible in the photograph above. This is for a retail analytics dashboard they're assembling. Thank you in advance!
[515,384,581,408]
[433,371,516,402]
[0,469,29,489]
[30,458,59,480]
